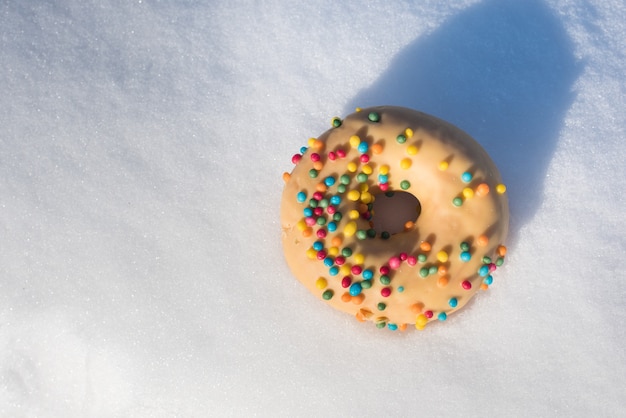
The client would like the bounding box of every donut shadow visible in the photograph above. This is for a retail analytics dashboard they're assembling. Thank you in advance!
[346,0,583,244]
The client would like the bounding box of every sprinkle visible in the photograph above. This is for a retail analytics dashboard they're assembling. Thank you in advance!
[496,257,505,266]
[296,191,306,202]
[407,256,417,266]
[476,183,490,196]
[356,173,368,183]
[360,154,369,163]
[448,297,458,308]
[327,151,337,160]
[436,251,449,263]
[377,302,386,311]
[460,251,471,262]
[461,280,472,290]
[341,276,352,288]
[354,253,365,264]
[329,266,339,276]
[349,282,362,296]
[341,292,352,302]
[400,180,411,190]
[452,197,463,206]
[460,242,470,251]
[478,265,490,277]
[484,275,493,285]
[379,275,391,285]
[410,303,424,313]
[343,221,357,237]
[306,248,316,259]
[437,276,449,287]
[417,254,427,263]
[497,245,507,256]
[419,242,432,252]
[336,148,347,158]
[282,172,291,182]
[378,174,389,183]
[419,267,429,277]
[405,128,414,138]
[371,143,383,154]
[396,134,407,144]
[362,269,374,280]
[380,287,391,297]
[327,222,337,232]
[368,112,380,122]
[406,145,418,155]
[462,187,474,199]
[351,265,363,275]
[347,162,358,172]
[428,265,438,275]
[357,141,369,153]
[322,289,334,300]
[351,293,365,305]
[477,235,489,246]
[400,158,412,169]
[496,184,507,194]
[316,277,327,289]
[324,176,336,187]
[397,286,404,292]
[349,135,361,148]
[461,172,473,182]
[379,266,390,275]
[437,312,447,321]
[339,174,351,185]
[415,314,428,330]
[310,153,321,162]
[347,190,361,201]
[388,323,398,331]
[438,161,449,170]
[302,227,313,237]
[291,154,302,164]
[331,117,342,127]
[362,165,373,175]
[424,310,433,319]
[356,230,367,240]
[309,169,318,178]
[389,256,401,269]
[361,279,372,289]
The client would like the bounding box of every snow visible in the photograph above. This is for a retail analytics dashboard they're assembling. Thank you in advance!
[1,0,625,416]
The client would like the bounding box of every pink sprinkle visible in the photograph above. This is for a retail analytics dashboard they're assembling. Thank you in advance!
[407,256,417,266]
[351,265,363,275]
[379,183,389,192]
[381,287,391,297]
[327,206,336,214]
[312,191,323,201]
[316,250,326,260]
[488,263,497,272]
[399,252,408,261]
[316,229,327,238]
[335,256,345,265]
[425,310,433,318]
[328,151,337,161]
[389,257,401,269]
[341,277,352,288]
[292,154,302,164]
[462,280,472,290]
[336,148,346,158]
[360,154,369,163]
[379,266,390,275]
[305,217,316,226]
[310,153,321,162]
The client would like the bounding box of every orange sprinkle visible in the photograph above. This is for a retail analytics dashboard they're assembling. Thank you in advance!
[371,143,383,154]
[315,182,327,192]
[477,234,489,246]
[341,292,352,303]
[497,245,507,257]
[282,172,291,183]
[302,227,313,237]
[438,265,448,275]
[410,302,424,313]
[398,323,408,331]
[312,139,324,150]
[476,183,490,196]
[313,161,323,171]
[404,221,414,231]
[419,241,432,252]
[437,276,449,288]
[355,311,366,322]
[481,283,489,291]
[331,236,342,247]
[351,294,365,305]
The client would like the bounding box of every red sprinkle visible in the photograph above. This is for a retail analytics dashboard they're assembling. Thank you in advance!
[336,148,347,158]
[425,310,433,318]
[328,151,337,161]
[327,206,336,214]
[316,250,327,260]
[381,287,391,297]
[335,256,345,265]
[379,183,389,192]
[351,265,363,275]
[312,191,323,201]
[341,277,352,288]
[407,256,417,266]
[380,266,390,275]
[292,154,302,164]
[360,154,370,163]
[399,252,408,261]
[310,153,321,162]
[462,280,472,290]
[316,229,327,238]
[313,207,323,216]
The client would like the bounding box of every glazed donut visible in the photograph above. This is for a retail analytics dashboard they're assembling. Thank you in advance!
[281,106,509,331]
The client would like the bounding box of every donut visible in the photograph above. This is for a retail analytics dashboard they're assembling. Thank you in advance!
[280,106,509,331]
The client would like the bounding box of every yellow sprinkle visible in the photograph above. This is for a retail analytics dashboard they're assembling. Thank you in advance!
[462,187,474,199]
[360,191,373,204]
[347,162,358,172]
[349,135,361,148]
[379,164,390,175]
[328,247,339,256]
[306,248,317,259]
[407,145,419,155]
[354,253,365,264]
[344,221,357,237]
[307,137,316,147]
[296,220,307,231]
[436,251,449,263]
[340,265,351,276]
[400,158,412,169]
[415,314,428,330]
[348,209,360,220]
[359,183,369,192]
[439,161,449,170]
[405,128,414,138]
[496,183,507,194]
[315,277,327,289]
[347,190,360,201]
[362,165,373,175]
[355,107,362,112]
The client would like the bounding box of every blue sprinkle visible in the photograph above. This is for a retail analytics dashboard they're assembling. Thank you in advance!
[323,257,333,267]
[478,265,490,277]
[362,269,373,280]
[397,286,404,292]
[312,241,324,251]
[330,195,341,205]
[303,208,313,217]
[460,251,472,262]
[461,172,472,183]
[388,323,398,331]
[329,266,339,276]
[349,282,362,296]
[296,191,307,203]
[484,275,493,285]
[378,174,388,183]
[300,146,308,154]
[357,141,369,153]
[449,297,458,308]
[437,312,447,321]
[324,176,336,187]
[327,222,337,232]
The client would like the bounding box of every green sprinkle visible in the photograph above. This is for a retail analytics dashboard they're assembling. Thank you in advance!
[460,241,470,251]
[482,256,492,264]
[368,112,380,122]
[400,180,411,190]
[379,275,391,285]
[452,197,463,206]
[428,265,438,275]
[357,172,368,183]
[361,279,372,289]
[419,267,429,277]
[376,321,386,329]
[332,212,342,222]
[309,199,318,208]
[418,254,427,263]
[496,257,504,266]
[377,302,386,311]
[356,230,367,240]
[385,191,395,197]
[322,289,334,300]
[366,229,377,238]
[381,231,390,240]
[316,217,326,225]
[340,174,351,185]
[396,134,407,144]
[319,199,329,208]
[332,117,342,127]
[309,169,319,178]
[337,184,346,193]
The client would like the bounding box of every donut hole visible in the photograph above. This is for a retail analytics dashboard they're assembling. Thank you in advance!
[371,191,421,236]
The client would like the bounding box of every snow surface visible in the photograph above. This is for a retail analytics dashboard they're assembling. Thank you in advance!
[1,0,625,416]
